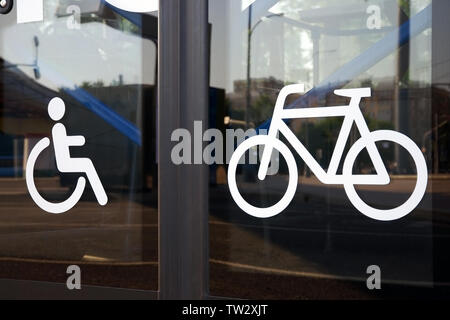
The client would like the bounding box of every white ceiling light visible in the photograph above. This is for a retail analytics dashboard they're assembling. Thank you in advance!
[17,0,43,24]
[104,0,158,13]
[241,0,257,11]
[268,3,284,14]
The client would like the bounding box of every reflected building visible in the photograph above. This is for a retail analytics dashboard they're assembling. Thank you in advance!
[0,57,57,177]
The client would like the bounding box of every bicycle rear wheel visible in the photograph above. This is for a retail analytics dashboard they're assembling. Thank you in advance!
[343,130,428,221]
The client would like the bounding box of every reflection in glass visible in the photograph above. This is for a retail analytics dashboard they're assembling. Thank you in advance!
[208,0,446,299]
[0,1,158,289]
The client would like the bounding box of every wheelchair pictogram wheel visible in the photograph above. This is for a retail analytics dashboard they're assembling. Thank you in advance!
[26,138,86,214]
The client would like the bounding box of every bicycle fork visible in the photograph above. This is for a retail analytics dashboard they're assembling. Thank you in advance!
[258,84,304,180]
[258,119,281,180]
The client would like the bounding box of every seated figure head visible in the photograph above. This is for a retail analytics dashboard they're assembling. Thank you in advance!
[48,97,66,121]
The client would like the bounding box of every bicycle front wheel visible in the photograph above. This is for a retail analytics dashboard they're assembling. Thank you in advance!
[343,130,428,221]
[228,135,298,218]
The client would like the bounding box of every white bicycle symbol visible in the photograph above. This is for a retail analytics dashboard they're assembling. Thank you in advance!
[228,85,428,221]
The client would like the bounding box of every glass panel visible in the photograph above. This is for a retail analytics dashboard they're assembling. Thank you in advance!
[208,0,445,299]
[0,1,158,290]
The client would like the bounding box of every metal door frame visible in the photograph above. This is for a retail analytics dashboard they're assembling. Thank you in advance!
[0,0,209,300]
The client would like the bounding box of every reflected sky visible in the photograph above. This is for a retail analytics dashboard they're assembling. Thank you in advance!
[210,0,431,93]
[0,3,156,91]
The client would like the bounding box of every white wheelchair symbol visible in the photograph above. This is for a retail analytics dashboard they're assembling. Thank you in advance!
[228,85,428,221]
[26,97,108,214]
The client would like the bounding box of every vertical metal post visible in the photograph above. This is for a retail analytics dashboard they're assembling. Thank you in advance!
[312,30,320,87]
[246,4,253,129]
[394,4,410,173]
[432,0,450,285]
[158,0,209,299]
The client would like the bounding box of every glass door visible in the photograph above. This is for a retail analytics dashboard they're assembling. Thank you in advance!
[207,0,449,299]
[0,0,158,293]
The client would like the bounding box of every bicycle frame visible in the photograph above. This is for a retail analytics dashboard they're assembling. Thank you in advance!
[259,85,390,186]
